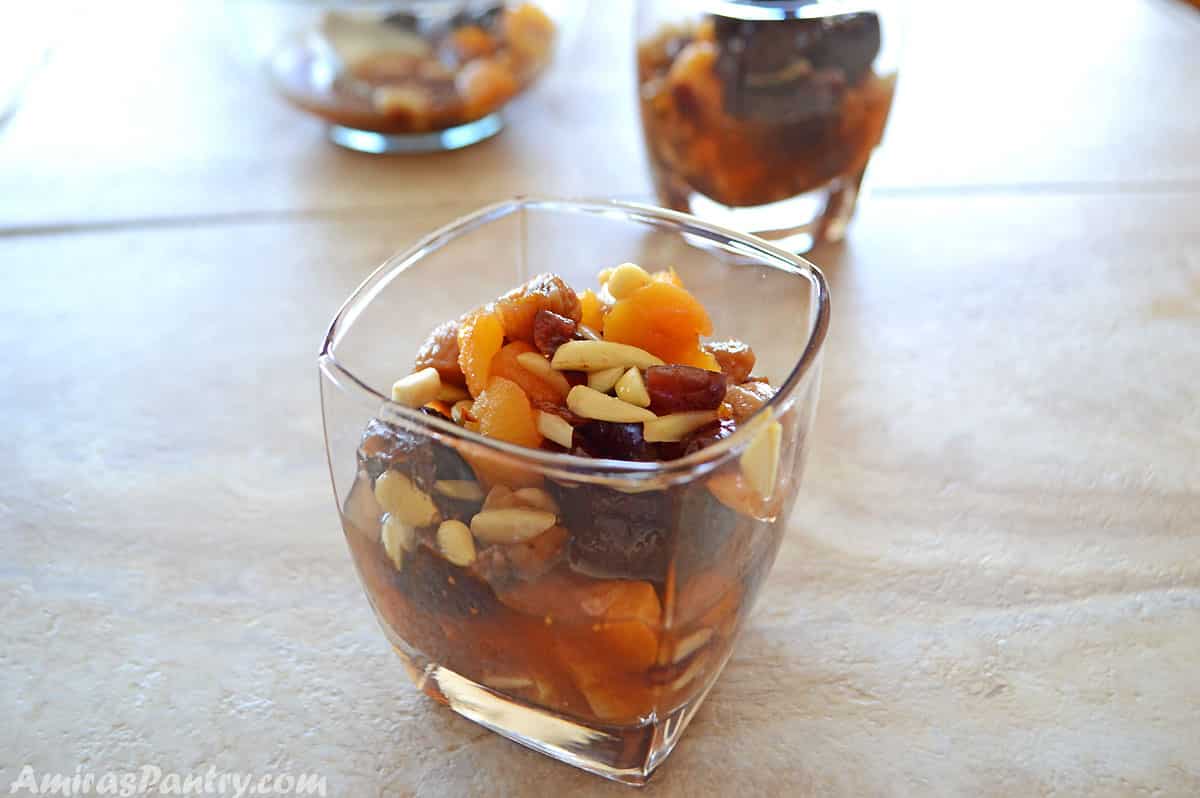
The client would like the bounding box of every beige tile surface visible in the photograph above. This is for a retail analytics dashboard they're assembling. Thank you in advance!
[3,192,1197,795]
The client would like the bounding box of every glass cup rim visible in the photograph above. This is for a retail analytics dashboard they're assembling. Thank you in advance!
[319,195,830,484]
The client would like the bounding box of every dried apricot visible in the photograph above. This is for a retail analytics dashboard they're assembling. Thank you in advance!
[579,289,606,332]
[457,308,505,397]
[603,281,717,370]
[651,267,684,287]
[414,320,465,386]
[472,376,543,449]
[455,57,519,120]
[489,341,568,404]
[494,273,581,344]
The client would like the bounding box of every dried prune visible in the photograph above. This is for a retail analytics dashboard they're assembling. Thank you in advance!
[414,320,465,386]
[495,274,582,343]
[644,365,728,415]
[703,339,756,384]
[556,486,671,581]
[394,543,498,618]
[358,417,435,486]
[532,309,578,356]
[671,480,746,583]
[573,421,656,461]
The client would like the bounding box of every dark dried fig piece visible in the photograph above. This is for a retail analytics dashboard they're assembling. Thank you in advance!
[556,486,671,582]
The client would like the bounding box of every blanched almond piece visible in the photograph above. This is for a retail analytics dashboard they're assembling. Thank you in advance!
[391,367,442,408]
[434,479,485,502]
[536,410,575,449]
[436,520,477,566]
[436,382,471,403]
[482,484,516,510]
[513,487,559,514]
[374,470,440,527]
[672,628,714,663]
[470,508,558,544]
[739,412,783,499]
[515,351,572,394]
[605,263,652,299]
[380,514,415,570]
[587,366,624,393]
[566,385,657,423]
[643,410,719,442]
[614,367,651,408]
[576,324,602,341]
[551,340,664,372]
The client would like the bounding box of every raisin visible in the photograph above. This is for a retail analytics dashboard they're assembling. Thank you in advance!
[414,320,465,387]
[494,274,582,343]
[703,339,756,384]
[657,417,737,461]
[532,309,578,356]
[644,365,728,415]
[725,381,775,421]
[358,417,435,487]
[394,544,498,618]
[573,421,656,461]
[556,486,671,581]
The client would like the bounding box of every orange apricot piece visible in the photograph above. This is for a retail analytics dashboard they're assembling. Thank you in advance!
[457,307,505,397]
[603,281,715,367]
[489,341,568,404]
[579,288,606,333]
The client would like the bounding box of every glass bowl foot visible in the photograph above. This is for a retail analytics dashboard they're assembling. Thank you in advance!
[328,113,503,154]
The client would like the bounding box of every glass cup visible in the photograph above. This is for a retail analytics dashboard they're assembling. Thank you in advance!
[232,0,583,153]
[318,197,829,785]
[637,0,902,252]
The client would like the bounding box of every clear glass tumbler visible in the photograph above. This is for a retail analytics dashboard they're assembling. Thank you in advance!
[318,197,829,785]
[637,0,902,252]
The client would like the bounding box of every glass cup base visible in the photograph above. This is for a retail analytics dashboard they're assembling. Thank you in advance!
[388,637,719,788]
[328,113,503,154]
[657,168,866,254]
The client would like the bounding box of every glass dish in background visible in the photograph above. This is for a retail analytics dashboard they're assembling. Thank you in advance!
[319,198,829,785]
[637,0,902,252]
[235,1,582,153]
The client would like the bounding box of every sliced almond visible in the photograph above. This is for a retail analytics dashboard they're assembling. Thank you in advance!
[605,262,652,299]
[587,366,624,393]
[380,514,414,570]
[739,411,783,499]
[576,324,602,342]
[391,367,442,408]
[643,410,719,443]
[672,628,714,664]
[374,470,440,527]
[567,385,657,423]
[515,351,572,394]
[436,520,477,566]
[436,382,471,403]
[434,479,485,502]
[614,367,651,408]
[513,487,559,514]
[470,508,558,544]
[551,340,664,372]
[450,399,474,425]
[536,410,575,449]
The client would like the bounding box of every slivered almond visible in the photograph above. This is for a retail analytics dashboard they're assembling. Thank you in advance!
[470,508,558,544]
[436,382,471,403]
[482,484,516,510]
[374,470,440,527]
[434,479,485,502]
[576,324,602,341]
[515,351,572,394]
[643,410,718,443]
[380,514,414,570]
[605,263,651,299]
[436,520,476,566]
[536,410,575,449]
[739,411,783,499]
[513,487,559,514]
[587,366,624,393]
[672,628,714,664]
[483,675,535,690]
[567,385,657,423]
[614,367,651,408]
[450,399,474,425]
[551,340,664,372]
[391,367,442,408]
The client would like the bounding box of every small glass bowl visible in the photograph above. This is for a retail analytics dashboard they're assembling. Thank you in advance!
[318,197,829,785]
[234,1,582,153]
